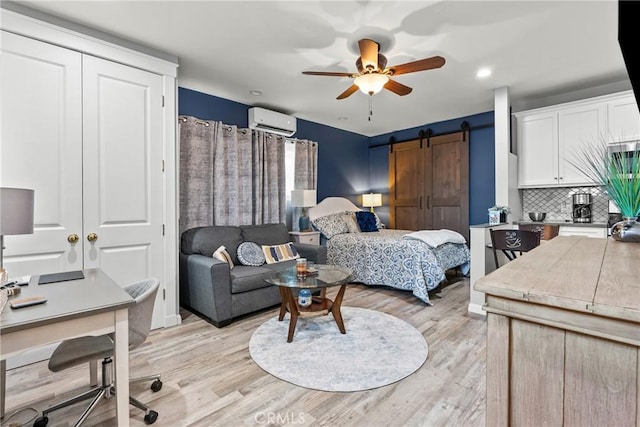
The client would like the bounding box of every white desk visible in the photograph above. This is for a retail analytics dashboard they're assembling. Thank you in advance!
[0,269,134,426]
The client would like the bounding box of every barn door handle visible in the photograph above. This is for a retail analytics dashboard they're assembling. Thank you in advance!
[427,196,430,209]
[420,196,423,209]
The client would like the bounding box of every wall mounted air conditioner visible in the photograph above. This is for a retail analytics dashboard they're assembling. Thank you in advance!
[248,107,297,137]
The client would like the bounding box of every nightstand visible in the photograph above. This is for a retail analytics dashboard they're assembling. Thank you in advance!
[289,231,320,246]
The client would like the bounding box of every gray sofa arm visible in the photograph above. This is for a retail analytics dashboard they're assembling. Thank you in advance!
[294,243,327,264]
[183,254,234,326]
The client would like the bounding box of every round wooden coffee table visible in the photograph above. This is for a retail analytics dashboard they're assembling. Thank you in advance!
[264,264,353,342]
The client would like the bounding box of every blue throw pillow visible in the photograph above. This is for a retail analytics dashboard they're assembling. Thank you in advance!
[355,211,378,232]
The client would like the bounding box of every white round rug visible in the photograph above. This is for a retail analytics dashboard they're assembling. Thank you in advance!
[249,306,428,392]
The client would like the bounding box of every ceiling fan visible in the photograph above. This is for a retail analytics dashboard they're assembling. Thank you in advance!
[302,38,445,100]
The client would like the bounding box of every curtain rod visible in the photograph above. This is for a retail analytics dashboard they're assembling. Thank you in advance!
[368,121,494,149]
[178,115,210,126]
[178,115,317,145]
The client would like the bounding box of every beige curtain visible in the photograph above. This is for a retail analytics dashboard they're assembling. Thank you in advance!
[252,131,287,225]
[294,139,318,190]
[179,116,216,233]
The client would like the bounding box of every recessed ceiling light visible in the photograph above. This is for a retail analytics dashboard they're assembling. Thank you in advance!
[249,90,262,96]
[476,68,492,78]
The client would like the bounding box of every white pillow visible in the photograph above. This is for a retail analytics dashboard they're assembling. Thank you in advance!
[342,212,361,233]
[213,245,234,269]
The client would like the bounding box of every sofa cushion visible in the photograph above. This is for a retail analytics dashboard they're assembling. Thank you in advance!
[230,260,297,294]
[237,241,265,266]
[240,223,290,246]
[181,226,243,264]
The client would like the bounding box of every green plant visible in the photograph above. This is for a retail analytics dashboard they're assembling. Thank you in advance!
[488,205,511,214]
[570,141,640,219]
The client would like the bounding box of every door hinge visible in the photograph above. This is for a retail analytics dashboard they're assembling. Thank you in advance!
[162,96,165,107]
[162,160,165,172]
[163,289,166,300]
[162,224,165,236]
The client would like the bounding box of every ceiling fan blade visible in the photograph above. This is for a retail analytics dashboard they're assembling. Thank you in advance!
[387,56,446,76]
[358,39,379,71]
[302,71,355,77]
[336,84,359,100]
[384,79,413,96]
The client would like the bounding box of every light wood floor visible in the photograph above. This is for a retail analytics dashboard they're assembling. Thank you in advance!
[5,279,487,427]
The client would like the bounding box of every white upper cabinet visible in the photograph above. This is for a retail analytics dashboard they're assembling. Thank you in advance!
[558,103,606,185]
[607,94,640,144]
[516,91,638,188]
[517,112,559,187]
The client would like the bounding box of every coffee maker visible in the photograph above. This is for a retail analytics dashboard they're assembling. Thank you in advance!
[572,193,592,223]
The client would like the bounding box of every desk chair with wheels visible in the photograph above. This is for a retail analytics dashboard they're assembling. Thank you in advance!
[34,278,162,427]
[490,229,541,268]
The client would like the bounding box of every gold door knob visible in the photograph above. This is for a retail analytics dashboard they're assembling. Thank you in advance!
[87,233,98,242]
[67,234,79,244]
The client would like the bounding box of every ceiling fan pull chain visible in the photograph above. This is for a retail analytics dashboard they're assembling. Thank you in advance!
[368,95,373,122]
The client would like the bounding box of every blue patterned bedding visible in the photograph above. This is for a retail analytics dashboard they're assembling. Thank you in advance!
[326,229,470,304]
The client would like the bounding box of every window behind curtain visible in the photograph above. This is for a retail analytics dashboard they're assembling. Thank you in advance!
[284,140,296,229]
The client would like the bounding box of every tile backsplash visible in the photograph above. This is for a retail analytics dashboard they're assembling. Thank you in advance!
[521,186,608,223]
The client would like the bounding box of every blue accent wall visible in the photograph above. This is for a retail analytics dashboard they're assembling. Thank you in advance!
[368,111,495,226]
[178,87,495,227]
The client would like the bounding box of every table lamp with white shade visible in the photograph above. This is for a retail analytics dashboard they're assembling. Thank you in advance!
[291,189,317,231]
[362,193,382,213]
[0,188,35,274]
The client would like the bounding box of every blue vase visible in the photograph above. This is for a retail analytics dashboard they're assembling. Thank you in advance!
[299,215,310,231]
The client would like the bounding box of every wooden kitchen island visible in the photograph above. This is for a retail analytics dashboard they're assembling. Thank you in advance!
[475,236,640,427]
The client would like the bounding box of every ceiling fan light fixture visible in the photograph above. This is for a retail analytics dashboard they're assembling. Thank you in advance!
[354,73,389,95]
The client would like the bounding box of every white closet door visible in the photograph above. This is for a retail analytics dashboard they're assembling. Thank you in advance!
[0,31,83,276]
[82,56,164,326]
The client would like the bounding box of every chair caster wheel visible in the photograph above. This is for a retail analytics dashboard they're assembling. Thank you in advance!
[144,410,158,424]
[150,379,162,392]
[34,416,49,427]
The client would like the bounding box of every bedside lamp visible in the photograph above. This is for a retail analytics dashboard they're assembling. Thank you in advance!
[0,187,35,272]
[362,193,382,213]
[291,190,317,231]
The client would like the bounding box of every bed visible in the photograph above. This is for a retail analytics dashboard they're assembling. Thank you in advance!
[308,197,470,304]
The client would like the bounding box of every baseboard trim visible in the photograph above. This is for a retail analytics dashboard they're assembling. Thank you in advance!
[467,303,486,316]
[163,314,182,327]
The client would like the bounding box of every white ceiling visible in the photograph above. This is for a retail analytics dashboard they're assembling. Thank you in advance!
[10,0,631,137]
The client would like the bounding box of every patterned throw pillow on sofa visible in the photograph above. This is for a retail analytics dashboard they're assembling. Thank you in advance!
[262,242,300,264]
[312,212,349,239]
[237,241,266,266]
[213,245,234,269]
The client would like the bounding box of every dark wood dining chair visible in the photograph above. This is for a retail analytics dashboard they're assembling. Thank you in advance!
[490,229,541,268]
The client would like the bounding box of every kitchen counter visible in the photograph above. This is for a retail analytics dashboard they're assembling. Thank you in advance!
[476,236,640,426]
[515,220,607,228]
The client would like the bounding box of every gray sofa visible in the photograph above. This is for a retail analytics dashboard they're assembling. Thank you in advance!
[179,223,327,327]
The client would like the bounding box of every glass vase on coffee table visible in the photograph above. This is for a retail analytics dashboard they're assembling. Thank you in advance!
[264,264,352,342]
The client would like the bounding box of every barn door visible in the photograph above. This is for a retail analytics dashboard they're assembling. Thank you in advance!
[388,139,428,230]
[429,131,469,241]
